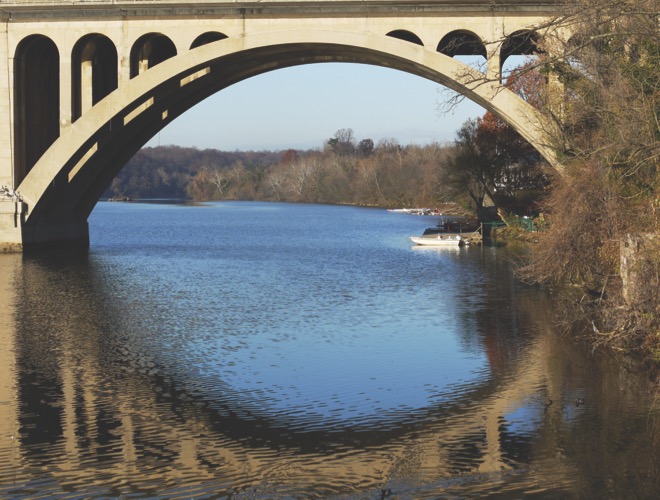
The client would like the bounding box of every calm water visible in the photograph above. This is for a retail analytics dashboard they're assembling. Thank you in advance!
[0,201,657,498]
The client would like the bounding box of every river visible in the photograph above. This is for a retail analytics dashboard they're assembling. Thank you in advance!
[0,201,657,498]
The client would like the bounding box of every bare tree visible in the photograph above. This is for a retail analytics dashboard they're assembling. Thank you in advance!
[286,158,320,200]
[266,170,288,201]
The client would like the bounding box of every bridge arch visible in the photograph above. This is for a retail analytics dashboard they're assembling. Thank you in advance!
[13,35,60,187]
[16,30,558,248]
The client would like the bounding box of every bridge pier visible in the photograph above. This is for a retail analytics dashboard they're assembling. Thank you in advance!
[0,200,88,252]
[21,220,90,252]
[0,201,25,252]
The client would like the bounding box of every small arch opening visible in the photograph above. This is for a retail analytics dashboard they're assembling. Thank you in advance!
[191,32,229,49]
[437,31,486,58]
[501,31,542,72]
[72,34,118,121]
[14,35,60,185]
[130,33,177,78]
[386,30,424,46]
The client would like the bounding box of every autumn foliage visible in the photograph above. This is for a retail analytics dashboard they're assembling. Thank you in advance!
[443,62,549,219]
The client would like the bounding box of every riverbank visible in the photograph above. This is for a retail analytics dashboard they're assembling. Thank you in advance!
[489,221,659,377]
[489,224,540,243]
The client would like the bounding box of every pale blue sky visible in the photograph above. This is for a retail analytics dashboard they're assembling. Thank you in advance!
[147,61,491,151]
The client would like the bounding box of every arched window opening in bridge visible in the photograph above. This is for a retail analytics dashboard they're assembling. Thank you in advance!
[72,34,118,122]
[437,30,487,74]
[501,31,542,78]
[190,32,229,50]
[130,34,177,79]
[386,30,424,46]
[14,35,59,186]
[437,31,487,58]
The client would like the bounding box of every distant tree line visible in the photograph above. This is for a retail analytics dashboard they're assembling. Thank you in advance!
[105,137,458,209]
[106,118,547,218]
[104,147,281,200]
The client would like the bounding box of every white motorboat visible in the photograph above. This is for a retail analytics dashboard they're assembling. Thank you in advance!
[410,234,467,246]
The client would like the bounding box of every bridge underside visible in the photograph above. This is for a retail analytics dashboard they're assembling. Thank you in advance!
[0,3,559,251]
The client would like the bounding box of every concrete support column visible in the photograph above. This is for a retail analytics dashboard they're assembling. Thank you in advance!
[0,18,14,190]
[136,55,149,77]
[81,57,93,115]
[546,72,564,121]
[541,35,565,123]
[118,51,131,93]
[486,45,501,83]
[119,20,132,88]
[485,19,504,84]
[60,54,72,131]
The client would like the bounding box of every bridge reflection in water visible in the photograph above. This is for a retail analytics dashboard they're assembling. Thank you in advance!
[0,251,657,498]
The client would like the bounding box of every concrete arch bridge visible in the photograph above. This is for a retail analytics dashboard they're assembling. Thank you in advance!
[0,0,563,251]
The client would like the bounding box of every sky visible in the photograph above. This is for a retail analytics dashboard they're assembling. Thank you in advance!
[146,61,489,152]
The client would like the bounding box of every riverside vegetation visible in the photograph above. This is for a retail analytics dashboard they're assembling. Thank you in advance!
[514,0,659,367]
[106,0,658,368]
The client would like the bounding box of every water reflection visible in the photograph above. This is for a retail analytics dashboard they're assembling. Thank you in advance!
[0,235,658,497]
